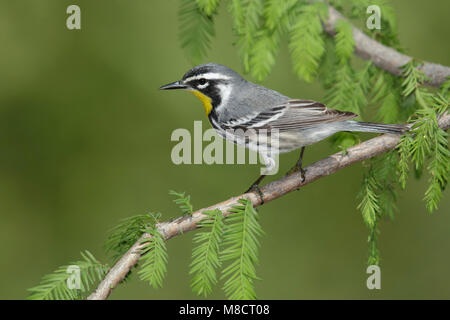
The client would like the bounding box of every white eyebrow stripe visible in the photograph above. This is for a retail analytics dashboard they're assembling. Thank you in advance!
[184,73,231,82]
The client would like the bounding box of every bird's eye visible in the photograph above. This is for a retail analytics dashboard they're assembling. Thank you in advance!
[198,78,207,85]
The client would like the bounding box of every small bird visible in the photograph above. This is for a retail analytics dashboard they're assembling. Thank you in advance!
[160,63,407,199]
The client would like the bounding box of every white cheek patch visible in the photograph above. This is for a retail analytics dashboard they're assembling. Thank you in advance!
[197,82,209,89]
[215,84,232,112]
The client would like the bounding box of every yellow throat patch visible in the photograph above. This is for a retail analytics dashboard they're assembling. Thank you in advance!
[191,90,213,115]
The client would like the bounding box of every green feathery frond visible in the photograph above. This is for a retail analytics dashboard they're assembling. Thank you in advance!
[370,69,391,104]
[263,0,298,31]
[378,91,400,124]
[289,3,327,82]
[397,62,449,211]
[324,64,353,110]
[190,209,225,297]
[138,225,168,289]
[409,109,436,171]
[424,125,449,212]
[196,0,221,16]
[169,190,194,216]
[27,251,108,300]
[358,168,382,265]
[373,152,398,219]
[350,62,372,115]
[401,61,428,98]
[358,169,380,229]
[179,0,216,64]
[422,94,449,212]
[319,37,338,87]
[334,19,354,64]
[249,0,301,81]
[397,134,413,190]
[249,29,282,81]
[105,213,160,263]
[221,199,264,300]
[372,71,403,123]
[367,226,380,266]
[229,0,264,72]
[324,20,363,116]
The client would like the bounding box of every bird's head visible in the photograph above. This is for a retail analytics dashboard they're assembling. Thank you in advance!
[159,63,243,116]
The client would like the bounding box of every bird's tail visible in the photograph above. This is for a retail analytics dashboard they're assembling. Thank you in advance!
[344,121,409,134]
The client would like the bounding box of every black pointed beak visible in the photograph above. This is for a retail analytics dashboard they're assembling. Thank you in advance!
[159,81,187,90]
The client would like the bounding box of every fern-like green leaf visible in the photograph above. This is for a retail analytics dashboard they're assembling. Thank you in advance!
[423,120,449,212]
[190,209,225,297]
[138,225,168,289]
[221,199,264,300]
[249,29,281,81]
[367,226,380,266]
[324,64,356,112]
[264,0,298,31]
[334,19,354,64]
[289,3,327,82]
[229,0,263,72]
[377,91,400,124]
[358,170,380,229]
[179,0,215,64]
[397,134,413,189]
[358,168,382,265]
[169,190,194,215]
[196,0,220,16]
[373,152,398,219]
[401,61,428,98]
[105,213,160,263]
[27,251,108,300]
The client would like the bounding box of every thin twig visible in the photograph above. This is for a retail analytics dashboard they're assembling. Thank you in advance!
[323,6,450,87]
[87,113,449,300]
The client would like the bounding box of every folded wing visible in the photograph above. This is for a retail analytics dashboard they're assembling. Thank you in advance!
[222,99,358,131]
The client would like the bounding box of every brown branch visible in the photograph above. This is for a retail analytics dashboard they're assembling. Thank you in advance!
[87,113,450,300]
[322,6,450,87]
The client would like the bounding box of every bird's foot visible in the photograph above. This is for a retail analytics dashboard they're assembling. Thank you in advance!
[286,165,306,183]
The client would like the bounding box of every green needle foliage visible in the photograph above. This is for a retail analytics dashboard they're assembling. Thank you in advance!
[289,3,327,83]
[138,224,169,289]
[196,0,220,16]
[221,199,264,300]
[27,251,108,300]
[374,152,399,220]
[358,169,380,230]
[396,62,449,213]
[334,19,354,64]
[358,167,382,265]
[169,190,194,215]
[229,0,264,74]
[190,209,225,297]
[179,0,216,64]
[105,213,160,262]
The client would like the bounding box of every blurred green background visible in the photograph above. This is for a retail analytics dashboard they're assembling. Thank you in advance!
[0,0,449,299]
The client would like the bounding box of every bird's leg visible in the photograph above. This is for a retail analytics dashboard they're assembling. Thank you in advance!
[245,175,266,204]
[286,147,307,182]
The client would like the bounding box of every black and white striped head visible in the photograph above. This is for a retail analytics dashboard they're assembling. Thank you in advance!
[159,63,244,115]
